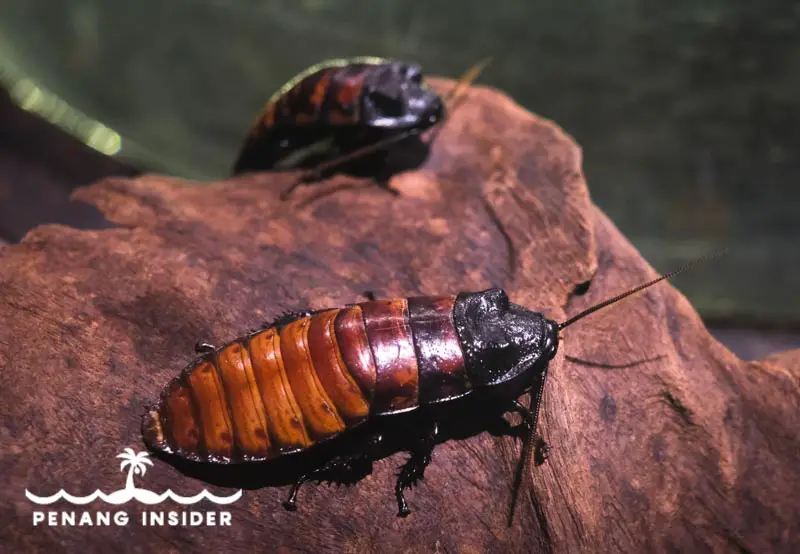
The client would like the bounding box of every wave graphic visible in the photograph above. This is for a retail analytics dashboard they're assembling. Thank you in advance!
[25,487,243,506]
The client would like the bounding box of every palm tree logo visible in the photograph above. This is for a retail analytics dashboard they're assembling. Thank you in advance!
[26,447,242,506]
[117,448,153,493]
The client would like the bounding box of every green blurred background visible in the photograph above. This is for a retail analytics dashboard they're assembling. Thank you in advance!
[0,0,798,326]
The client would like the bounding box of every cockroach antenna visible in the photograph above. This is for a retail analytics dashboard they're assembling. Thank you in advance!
[506,247,727,527]
[558,248,729,331]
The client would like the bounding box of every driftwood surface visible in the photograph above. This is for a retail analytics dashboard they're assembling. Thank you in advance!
[2,79,798,554]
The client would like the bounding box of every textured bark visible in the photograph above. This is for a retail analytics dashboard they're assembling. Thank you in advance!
[1,79,797,554]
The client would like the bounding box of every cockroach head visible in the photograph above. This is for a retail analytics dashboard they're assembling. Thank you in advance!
[454,289,558,396]
[363,60,444,130]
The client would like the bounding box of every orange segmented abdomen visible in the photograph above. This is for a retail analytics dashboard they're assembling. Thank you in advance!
[142,296,470,463]
[185,359,234,459]
[247,328,313,454]
[278,317,346,440]
[214,342,270,458]
[144,309,374,463]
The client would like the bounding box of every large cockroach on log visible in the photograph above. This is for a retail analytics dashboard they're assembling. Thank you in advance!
[231,57,490,200]
[142,252,722,525]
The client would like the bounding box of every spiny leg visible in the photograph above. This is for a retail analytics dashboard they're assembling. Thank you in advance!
[283,434,383,511]
[294,173,399,210]
[487,399,550,461]
[395,420,439,518]
[511,399,552,466]
[295,181,374,209]
[487,415,529,441]
[507,367,550,527]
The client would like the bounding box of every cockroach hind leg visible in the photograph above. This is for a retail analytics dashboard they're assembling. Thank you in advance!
[487,416,528,441]
[279,174,314,202]
[194,342,216,355]
[394,421,438,517]
[282,434,384,512]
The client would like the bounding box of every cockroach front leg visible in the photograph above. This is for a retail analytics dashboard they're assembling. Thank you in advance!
[283,434,384,511]
[395,420,439,517]
[510,399,551,467]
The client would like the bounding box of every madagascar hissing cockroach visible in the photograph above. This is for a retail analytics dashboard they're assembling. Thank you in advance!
[141,251,722,524]
[231,57,490,200]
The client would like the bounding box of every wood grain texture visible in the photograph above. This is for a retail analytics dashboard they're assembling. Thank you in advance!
[1,79,798,553]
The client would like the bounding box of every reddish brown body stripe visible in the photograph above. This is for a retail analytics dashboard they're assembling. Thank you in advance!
[307,310,370,424]
[251,64,371,133]
[322,65,366,125]
[333,306,378,402]
[359,299,420,414]
[407,296,470,403]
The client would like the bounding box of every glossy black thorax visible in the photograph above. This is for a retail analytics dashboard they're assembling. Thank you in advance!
[453,289,559,398]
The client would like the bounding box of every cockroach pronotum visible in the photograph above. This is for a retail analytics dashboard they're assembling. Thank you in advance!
[231,57,490,200]
[142,251,723,525]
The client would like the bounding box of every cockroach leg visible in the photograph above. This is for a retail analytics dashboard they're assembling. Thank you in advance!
[194,342,216,355]
[395,420,439,517]
[295,182,366,209]
[295,177,397,210]
[487,416,528,441]
[282,434,384,512]
[509,398,551,467]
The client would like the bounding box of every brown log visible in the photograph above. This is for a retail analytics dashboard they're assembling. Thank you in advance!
[1,79,797,553]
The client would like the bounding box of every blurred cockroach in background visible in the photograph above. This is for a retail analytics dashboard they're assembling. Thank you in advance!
[231,57,490,200]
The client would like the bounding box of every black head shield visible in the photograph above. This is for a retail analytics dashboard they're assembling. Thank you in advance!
[453,289,559,396]
[362,61,444,131]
